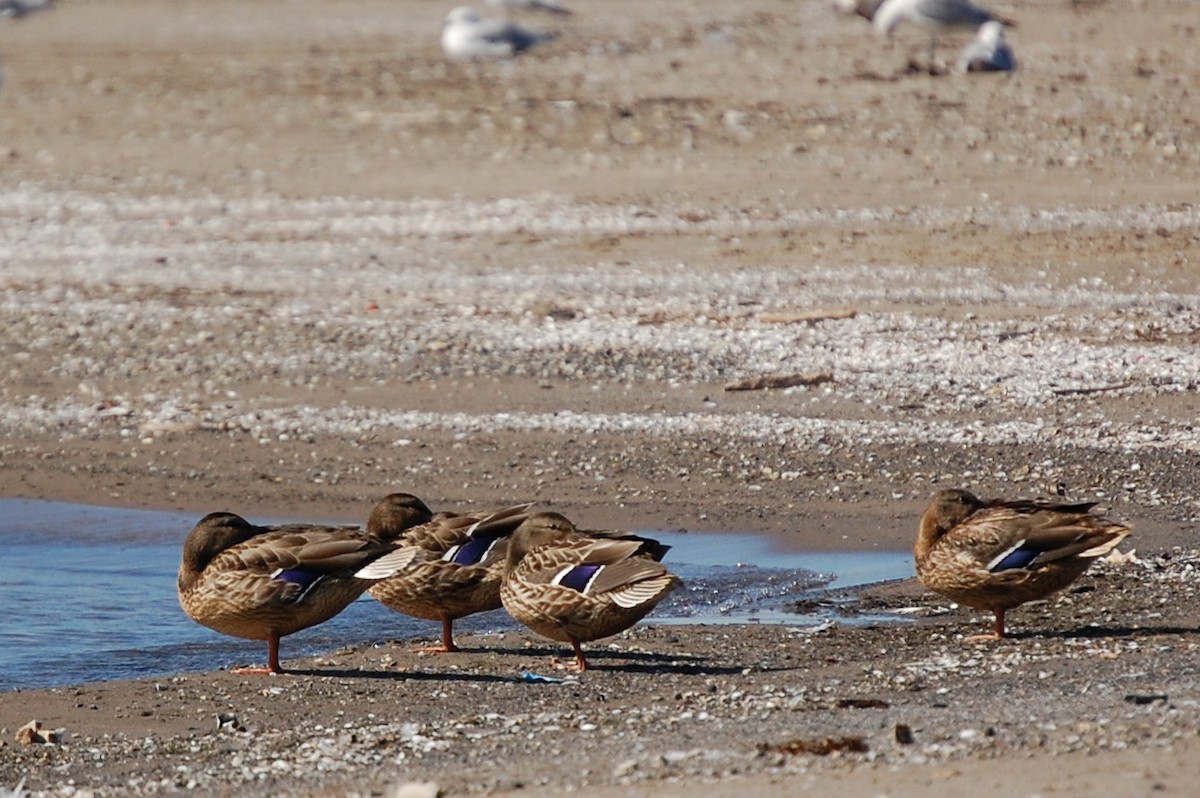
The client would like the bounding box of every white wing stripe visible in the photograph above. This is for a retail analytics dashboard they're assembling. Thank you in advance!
[985,539,1026,571]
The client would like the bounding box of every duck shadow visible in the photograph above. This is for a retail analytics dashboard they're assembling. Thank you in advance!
[467,644,748,676]
[282,645,735,679]
[1028,624,1200,641]
[282,666,516,683]
[585,660,749,676]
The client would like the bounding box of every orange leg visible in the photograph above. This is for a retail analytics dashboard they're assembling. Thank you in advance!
[234,633,285,675]
[964,609,1006,643]
[571,638,589,672]
[413,617,459,653]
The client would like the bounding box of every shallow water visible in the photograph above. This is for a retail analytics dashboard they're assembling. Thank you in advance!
[0,499,911,691]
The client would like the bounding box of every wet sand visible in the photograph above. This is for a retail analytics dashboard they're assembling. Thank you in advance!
[2,0,1200,794]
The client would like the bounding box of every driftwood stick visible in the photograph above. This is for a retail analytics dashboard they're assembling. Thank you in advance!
[1051,382,1132,396]
[725,371,835,392]
[759,309,857,324]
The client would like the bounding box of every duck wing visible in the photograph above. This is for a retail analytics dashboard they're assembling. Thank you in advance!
[964,506,1130,573]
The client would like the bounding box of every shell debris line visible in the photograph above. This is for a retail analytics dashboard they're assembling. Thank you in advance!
[0,190,1197,520]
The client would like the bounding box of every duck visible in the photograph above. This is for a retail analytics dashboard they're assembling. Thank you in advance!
[178,512,404,674]
[915,488,1132,640]
[500,512,680,671]
[364,492,535,652]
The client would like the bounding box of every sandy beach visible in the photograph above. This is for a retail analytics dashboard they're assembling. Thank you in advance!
[1,0,1199,794]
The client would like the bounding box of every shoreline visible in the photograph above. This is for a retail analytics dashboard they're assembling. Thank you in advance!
[0,492,913,695]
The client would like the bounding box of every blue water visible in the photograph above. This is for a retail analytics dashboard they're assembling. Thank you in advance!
[0,498,911,691]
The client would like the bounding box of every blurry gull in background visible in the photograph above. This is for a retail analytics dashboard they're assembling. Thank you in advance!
[0,0,54,18]
[831,0,887,22]
[441,5,557,60]
[957,19,1015,72]
[874,0,1014,63]
[487,0,572,16]
[0,0,54,96]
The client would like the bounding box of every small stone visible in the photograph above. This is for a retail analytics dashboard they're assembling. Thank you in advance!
[1124,694,1168,706]
[15,720,59,745]
[216,713,245,732]
[389,782,440,798]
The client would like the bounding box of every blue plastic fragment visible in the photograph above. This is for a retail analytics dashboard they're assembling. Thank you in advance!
[518,671,564,684]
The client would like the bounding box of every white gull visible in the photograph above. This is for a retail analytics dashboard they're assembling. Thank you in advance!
[831,0,887,22]
[486,0,572,16]
[0,0,54,18]
[441,6,555,60]
[874,0,1014,62]
[957,20,1015,73]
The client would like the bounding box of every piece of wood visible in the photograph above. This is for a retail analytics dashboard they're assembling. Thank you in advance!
[724,371,834,392]
[1051,382,1132,396]
[759,309,857,324]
